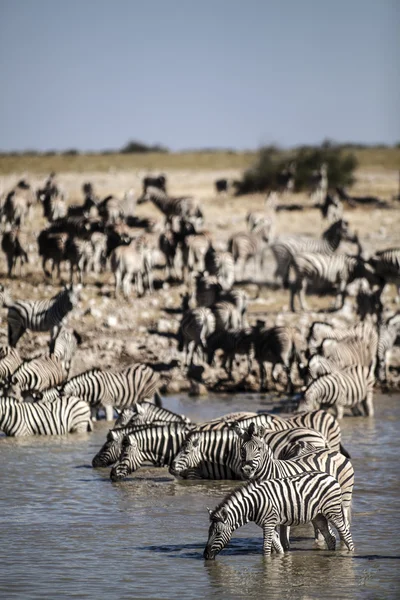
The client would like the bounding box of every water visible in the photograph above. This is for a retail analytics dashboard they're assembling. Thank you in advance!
[0,393,399,600]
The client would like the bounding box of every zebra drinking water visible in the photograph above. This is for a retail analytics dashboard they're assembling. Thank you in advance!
[203,471,354,559]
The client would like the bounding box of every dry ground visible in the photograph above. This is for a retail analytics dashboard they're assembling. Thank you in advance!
[0,165,399,394]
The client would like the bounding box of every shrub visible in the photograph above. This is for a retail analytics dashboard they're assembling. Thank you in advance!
[234,143,358,195]
[120,140,169,154]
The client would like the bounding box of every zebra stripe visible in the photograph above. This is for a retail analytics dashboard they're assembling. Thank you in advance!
[0,346,22,381]
[170,426,328,480]
[177,307,216,367]
[289,253,377,311]
[376,313,400,382]
[227,224,270,280]
[204,471,354,559]
[114,398,190,428]
[253,324,304,392]
[0,396,91,436]
[237,423,354,535]
[51,363,159,421]
[206,328,254,378]
[284,409,347,457]
[5,285,81,347]
[299,365,375,419]
[137,186,197,225]
[270,219,355,287]
[109,423,193,480]
[321,336,377,371]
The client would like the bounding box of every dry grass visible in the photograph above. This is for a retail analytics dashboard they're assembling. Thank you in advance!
[0,147,399,177]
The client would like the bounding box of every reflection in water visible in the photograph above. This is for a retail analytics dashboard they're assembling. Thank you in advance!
[0,393,399,599]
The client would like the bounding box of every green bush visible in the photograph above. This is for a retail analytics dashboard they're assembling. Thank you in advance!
[120,140,169,154]
[235,143,358,195]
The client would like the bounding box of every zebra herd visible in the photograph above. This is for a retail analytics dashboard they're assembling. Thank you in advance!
[0,167,399,561]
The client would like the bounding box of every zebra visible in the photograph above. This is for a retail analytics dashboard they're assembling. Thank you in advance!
[3,328,80,399]
[0,345,22,381]
[211,301,242,332]
[137,186,199,227]
[219,289,249,327]
[159,229,179,280]
[109,423,193,480]
[185,272,222,308]
[0,395,92,436]
[206,328,254,379]
[97,195,124,225]
[170,426,329,480]
[306,354,339,381]
[203,471,354,559]
[37,230,69,279]
[307,320,378,357]
[298,365,375,419]
[177,307,216,366]
[277,162,296,195]
[236,422,354,543]
[142,174,167,194]
[270,219,356,288]
[376,313,400,382]
[114,398,190,428]
[1,228,29,278]
[368,247,400,296]
[2,284,81,347]
[253,324,305,392]
[309,163,328,204]
[110,239,153,299]
[65,235,94,285]
[181,231,212,281]
[289,253,382,312]
[284,409,349,457]
[321,336,377,372]
[319,192,344,223]
[204,246,235,291]
[355,280,383,324]
[227,223,271,281]
[47,363,160,421]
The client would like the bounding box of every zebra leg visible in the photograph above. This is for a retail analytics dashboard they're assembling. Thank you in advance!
[328,514,354,551]
[114,271,122,298]
[258,361,266,391]
[364,389,374,417]
[91,406,98,421]
[104,404,115,421]
[279,525,290,551]
[335,403,344,420]
[298,279,308,311]
[263,523,280,555]
[313,515,336,550]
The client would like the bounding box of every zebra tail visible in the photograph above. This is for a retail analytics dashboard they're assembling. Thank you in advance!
[339,443,351,459]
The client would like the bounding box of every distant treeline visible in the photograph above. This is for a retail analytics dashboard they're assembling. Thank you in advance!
[0,139,399,157]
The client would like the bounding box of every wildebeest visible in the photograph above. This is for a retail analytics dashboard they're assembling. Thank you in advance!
[142,174,167,194]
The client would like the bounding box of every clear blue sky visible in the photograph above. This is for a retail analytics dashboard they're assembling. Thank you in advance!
[0,0,399,152]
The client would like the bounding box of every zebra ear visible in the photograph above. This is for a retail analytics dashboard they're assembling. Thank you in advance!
[136,403,145,415]
[191,433,200,447]
[257,426,266,438]
[248,422,256,437]
[231,421,247,439]
[109,430,119,441]
[206,506,213,517]
[219,508,229,523]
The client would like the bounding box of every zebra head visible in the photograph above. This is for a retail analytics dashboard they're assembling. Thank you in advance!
[239,424,270,479]
[109,434,143,481]
[203,507,233,560]
[113,406,137,428]
[5,376,23,401]
[170,432,201,476]
[92,429,125,468]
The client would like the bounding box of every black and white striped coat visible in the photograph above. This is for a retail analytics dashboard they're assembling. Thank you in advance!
[270,219,355,288]
[177,307,216,366]
[307,320,378,356]
[376,313,400,382]
[206,328,254,378]
[0,396,91,436]
[227,224,270,280]
[111,239,153,299]
[236,422,354,540]
[204,471,354,559]
[109,423,193,480]
[0,346,22,381]
[4,328,80,399]
[3,284,81,347]
[321,335,377,372]
[368,247,400,294]
[47,363,160,421]
[253,324,304,392]
[289,253,380,312]
[114,399,190,428]
[170,426,328,480]
[204,246,235,291]
[298,365,375,419]
[137,186,199,226]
